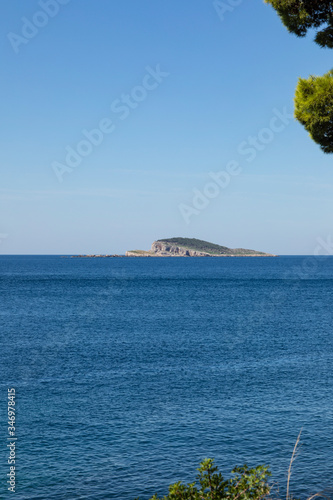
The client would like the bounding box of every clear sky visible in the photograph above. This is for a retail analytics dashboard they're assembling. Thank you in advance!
[1,0,333,255]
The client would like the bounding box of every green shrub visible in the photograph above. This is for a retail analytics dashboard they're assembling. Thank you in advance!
[136,458,271,500]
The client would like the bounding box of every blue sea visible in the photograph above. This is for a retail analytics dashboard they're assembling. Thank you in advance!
[1,256,333,500]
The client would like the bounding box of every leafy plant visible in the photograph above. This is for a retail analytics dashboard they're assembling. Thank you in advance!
[136,431,331,500]
[137,458,271,500]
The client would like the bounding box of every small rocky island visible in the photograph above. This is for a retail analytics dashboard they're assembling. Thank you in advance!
[126,238,275,257]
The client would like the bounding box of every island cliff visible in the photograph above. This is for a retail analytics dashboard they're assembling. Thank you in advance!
[126,238,275,257]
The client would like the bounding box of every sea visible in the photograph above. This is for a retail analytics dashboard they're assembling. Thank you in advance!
[0,255,333,500]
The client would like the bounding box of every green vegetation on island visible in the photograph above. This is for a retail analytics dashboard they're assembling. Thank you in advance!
[126,238,274,257]
[156,238,272,256]
[126,237,274,256]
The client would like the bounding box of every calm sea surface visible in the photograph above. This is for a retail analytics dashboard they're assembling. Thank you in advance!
[0,256,333,500]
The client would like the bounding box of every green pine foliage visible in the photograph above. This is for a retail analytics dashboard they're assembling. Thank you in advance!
[295,70,333,153]
[136,459,271,500]
[265,0,333,152]
[264,1,333,47]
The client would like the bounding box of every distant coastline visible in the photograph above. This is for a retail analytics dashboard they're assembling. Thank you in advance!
[72,237,276,258]
[71,254,126,258]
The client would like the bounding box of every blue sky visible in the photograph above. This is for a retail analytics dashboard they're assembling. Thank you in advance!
[1,0,333,255]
